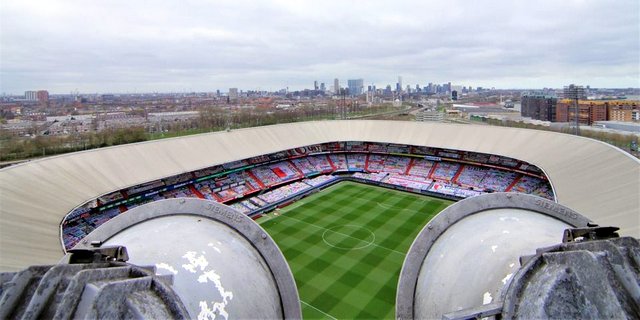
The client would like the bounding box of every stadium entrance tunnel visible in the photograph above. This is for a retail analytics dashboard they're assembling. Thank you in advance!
[396,193,640,319]
[0,199,301,319]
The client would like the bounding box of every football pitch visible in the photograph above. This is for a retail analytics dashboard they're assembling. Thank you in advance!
[259,181,454,319]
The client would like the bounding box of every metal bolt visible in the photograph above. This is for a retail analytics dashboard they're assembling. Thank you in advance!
[427,224,433,230]
[262,233,267,239]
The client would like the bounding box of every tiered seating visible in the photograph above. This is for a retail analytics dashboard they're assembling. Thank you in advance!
[195,180,222,201]
[258,182,311,203]
[431,162,460,181]
[250,162,301,187]
[230,202,252,214]
[384,173,432,190]
[532,183,554,200]
[160,187,196,199]
[367,154,387,172]
[382,156,411,174]
[269,161,303,181]
[61,150,558,251]
[304,155,331,172]
[329,154,348,171]
[196,172,260,201]
[510,176,544,194]
[479,169,518,191]
[85,207,121,229]
[352,172,388,182]
[249,196,268,207]
[429,182,482,198]
[408,159,435,177]
[304,175,337,187]
[456,166,488,187]
[346,153,366,171]
[240,199,260,211]
[216,187,241,202]
[291,157,318,175]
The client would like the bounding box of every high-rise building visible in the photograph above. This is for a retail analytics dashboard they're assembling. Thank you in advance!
[25,91,38,101]
[314,81,318,91]
[347,79,364,96]
[334,79,340,95]
[229,88,238,101]
[37,90,49,103]
[398,76,403,94]
[521,93,557,121]
[320,83,325,92]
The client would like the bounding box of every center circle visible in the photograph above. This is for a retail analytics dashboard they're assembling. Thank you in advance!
[322,224,376,250]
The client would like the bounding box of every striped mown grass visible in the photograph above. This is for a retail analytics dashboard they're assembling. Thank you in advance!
[259,181,453,319]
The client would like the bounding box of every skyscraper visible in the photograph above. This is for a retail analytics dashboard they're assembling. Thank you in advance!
[347,79,364,96]
[229,88,238,101]
[334,78,340,95]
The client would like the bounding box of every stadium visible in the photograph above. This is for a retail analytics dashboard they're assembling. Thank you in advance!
[1,120,639,318]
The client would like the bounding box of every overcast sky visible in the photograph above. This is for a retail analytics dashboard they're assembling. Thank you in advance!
[1,0,639,94]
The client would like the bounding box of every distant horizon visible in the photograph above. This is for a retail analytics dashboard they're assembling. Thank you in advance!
[3,85,640,97]
[2,1,638,95]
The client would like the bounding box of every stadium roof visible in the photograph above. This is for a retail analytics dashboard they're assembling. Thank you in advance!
[1,120,638,271]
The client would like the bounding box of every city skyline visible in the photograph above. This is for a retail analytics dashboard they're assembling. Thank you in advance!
[1,0,639,94]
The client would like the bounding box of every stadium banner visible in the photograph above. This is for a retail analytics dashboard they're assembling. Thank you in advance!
[438,151,460,159]
[388,144,410,154]
[322,142,343,152]
[367,143,388,153]
[425,155,442,161]
[288,144,323,156]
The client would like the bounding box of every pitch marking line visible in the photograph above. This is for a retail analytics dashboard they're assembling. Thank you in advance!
[281,214,406,256]
[300,300,338,320]
[322,224,376,250]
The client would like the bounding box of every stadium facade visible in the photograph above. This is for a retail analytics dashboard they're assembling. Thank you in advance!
[1,120,639,271]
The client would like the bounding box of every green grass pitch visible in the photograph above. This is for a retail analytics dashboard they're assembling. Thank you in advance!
[258,181,454,319]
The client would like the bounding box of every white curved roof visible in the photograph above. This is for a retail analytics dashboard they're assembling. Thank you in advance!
[1,120,638,271]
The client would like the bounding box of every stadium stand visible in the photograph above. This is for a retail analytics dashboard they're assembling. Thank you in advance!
[431,162,460,181]
[60,145,558,251]
[456,166,488,187]
[3,120,637,273]
[384,173,433,191]
[382,156,411,174]
[478,169,518,192]
[347,153,367,171]
[307,155,334,172]
[407,159,435,177]
[329,154,348,171]
[291,157,318,176]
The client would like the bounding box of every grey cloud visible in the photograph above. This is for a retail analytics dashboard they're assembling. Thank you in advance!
[1,0,638,93]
